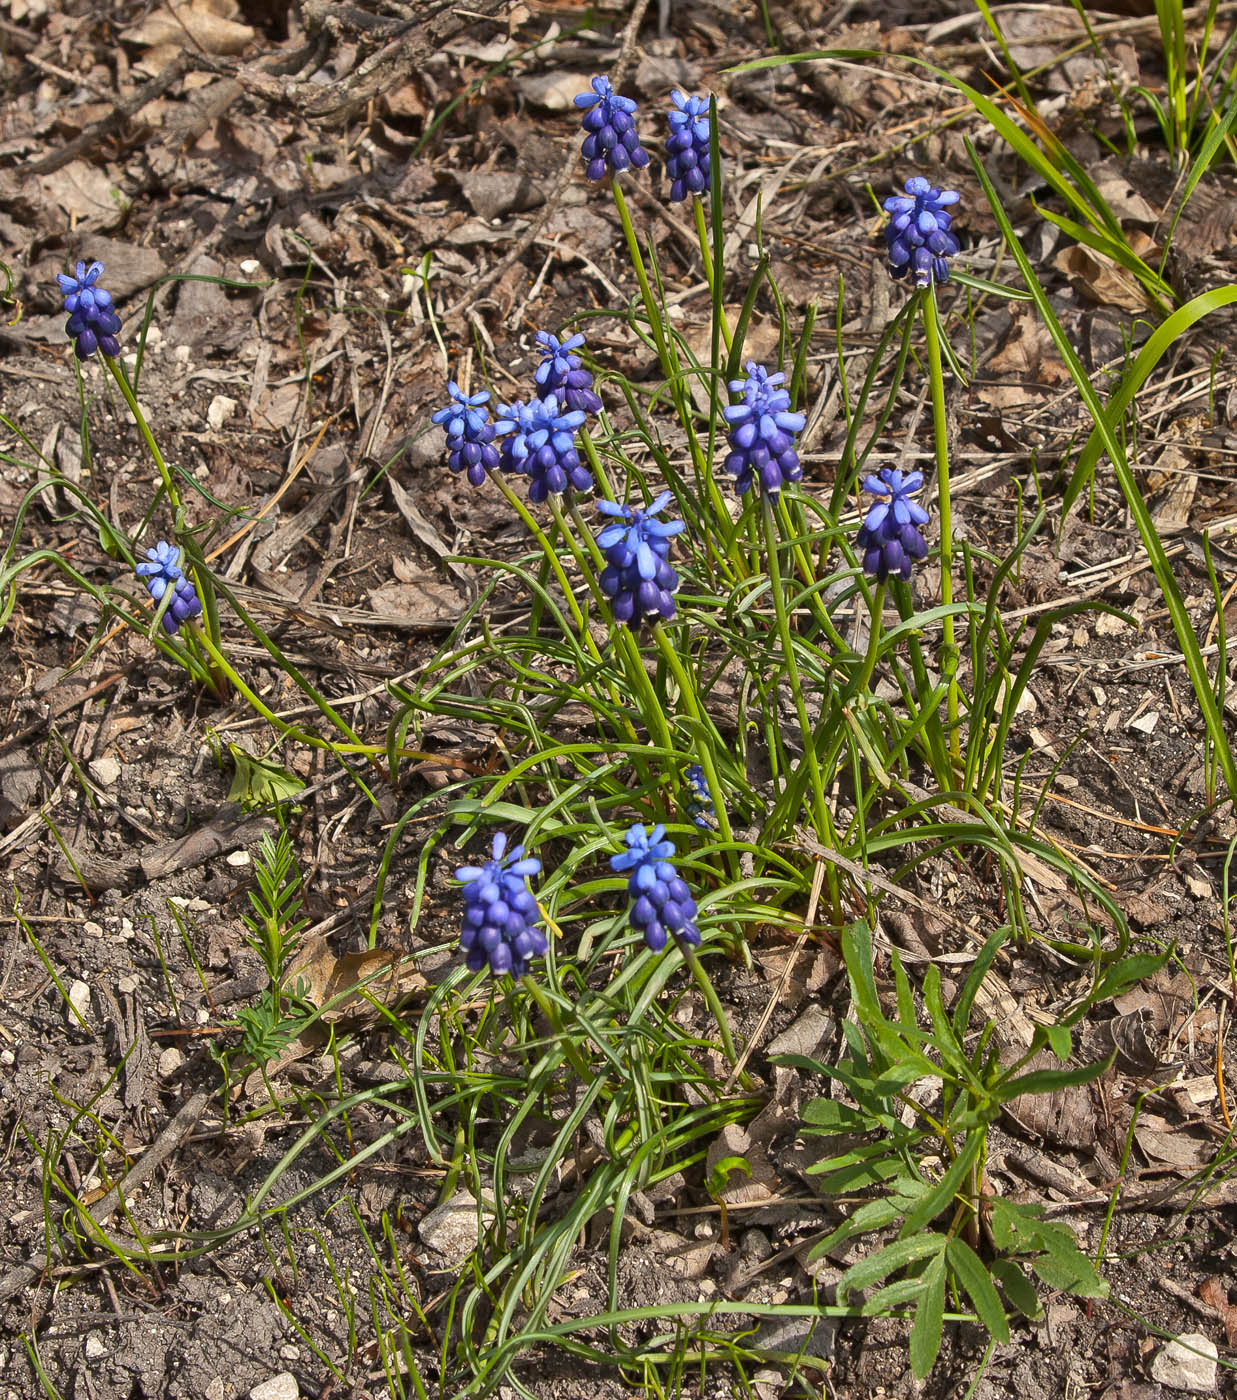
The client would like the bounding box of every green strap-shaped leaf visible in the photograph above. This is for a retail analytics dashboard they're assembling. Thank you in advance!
[947,1236,1010,1342]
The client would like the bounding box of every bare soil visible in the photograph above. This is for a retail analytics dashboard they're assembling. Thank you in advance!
[2,1,1237,1397]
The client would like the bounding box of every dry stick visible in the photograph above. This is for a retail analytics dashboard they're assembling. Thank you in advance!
[0,1090,209,1302]
[442,0,655,323]
[27,55,192,176]
[924,1,1237,60]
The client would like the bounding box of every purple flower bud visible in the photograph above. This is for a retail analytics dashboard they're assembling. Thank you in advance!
[883,176,961,288]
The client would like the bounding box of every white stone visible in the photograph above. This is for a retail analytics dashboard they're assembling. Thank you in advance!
[204,1380,227,1400]
[116,975,138,994]
[1151,1333,1218,1392]
[1128,709,1160,735]
[88,755,121,787]
[418,1192,487,1266]
[84,921,104,937]
[250,1374,299,1400]
[207,395,238,431]
[83,1333,106,1359]
[225,850,250,867]
[68,979,91,1021]
[158,1047,184,1079]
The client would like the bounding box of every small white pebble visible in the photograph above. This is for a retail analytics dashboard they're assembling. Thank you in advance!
[68,980,91,1022]
[226,850,250,867]
[250,1373,299,1400]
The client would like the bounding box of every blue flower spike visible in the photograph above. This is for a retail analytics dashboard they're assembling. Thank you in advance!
[57,260,122,360]
[135,541,203,635]
[494,394,592,502]
[456,832,547,978]
[855,467,931,582]
[534,331,603,416]
[883,176,961,288]
[432,381,500,487]
[610,823,701,953]
[665,90,712,203]
[722,362,805,496]
[682,763,716,830]
[573,75,650,182]
[596,490,685,629]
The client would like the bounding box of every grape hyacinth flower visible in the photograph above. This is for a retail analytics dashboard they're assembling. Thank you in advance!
[432,381,500,487]
[883,176,961,288]
[494,394,592,502]
[682,763,715,829]
[665,90,712,203]
[573,75,650,181]
[722,362,805,496]
[855,467,931,582]
[135,541,203,634]
[456,832,547,978]
[534,331,603,416]
[596,490,684,629]
[611,823,701,953]
[57,260,122,359]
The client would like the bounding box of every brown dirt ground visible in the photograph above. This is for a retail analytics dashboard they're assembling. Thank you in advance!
[2,1,1237,1397]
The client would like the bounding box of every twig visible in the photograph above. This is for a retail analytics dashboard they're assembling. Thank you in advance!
[0,1090,209,1302]
[26,56,193,176]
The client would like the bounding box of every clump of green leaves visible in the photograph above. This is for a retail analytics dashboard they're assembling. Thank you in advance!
[782,921,1138,1377]
[225,826,312,1071]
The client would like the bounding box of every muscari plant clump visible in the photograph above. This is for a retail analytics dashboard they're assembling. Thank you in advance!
[38,60,1147,1394]
[425,78,965,988]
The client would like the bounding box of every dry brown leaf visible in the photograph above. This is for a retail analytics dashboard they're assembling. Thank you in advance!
[286,934,428,1024]
[1198,1279,1237,1346]
[1002,1050,1097,1148]
[1054,240,1156,313]
[121,1,254,54]
[1134,1117,1214,1170]
[984,304,1070,385]
[36,161,124,229]
[368,579,467,625]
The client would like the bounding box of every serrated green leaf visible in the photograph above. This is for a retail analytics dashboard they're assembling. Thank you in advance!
[899,1132,981,1239]
[990,1258,1043,1321]
[837,1233,947,1306]
[863,1274,930,1315]
[227,744,302,809]
[810,1152,911,1193]
[1092,951,1172,1003]
[947,1236,1009,1342]
[996,1054,1112,1102]
[801,1097,879,1131]
[989,1196,1043,1253]
[1031,1249,1108,1298]
[922,965,968,1075]
[953,927,1009,1035]
[1045,1024,1072,1061]
[811,1196,905,1257]
[873,1059,934,1093]
[909,1252,947,1378]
